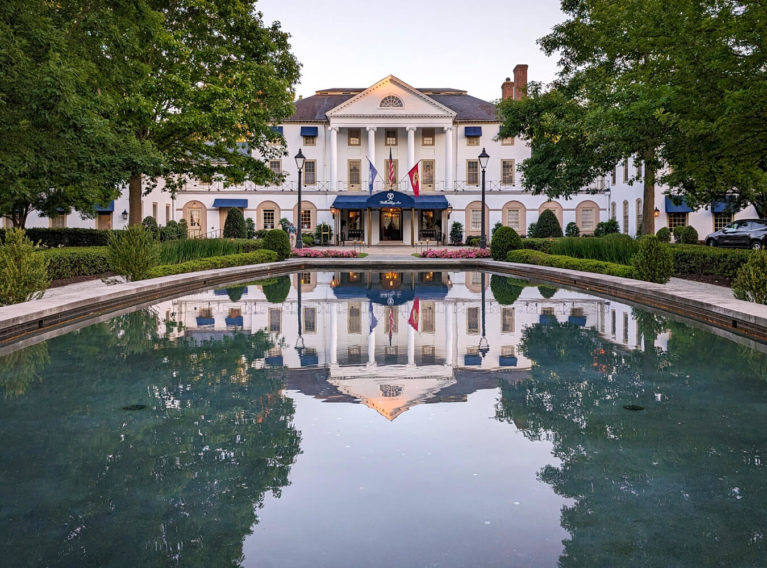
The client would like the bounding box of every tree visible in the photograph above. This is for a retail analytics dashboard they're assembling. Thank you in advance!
[531,209,563,238]
[223,208,247,239]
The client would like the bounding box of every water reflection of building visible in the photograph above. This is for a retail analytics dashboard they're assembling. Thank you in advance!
[163,271,647,419]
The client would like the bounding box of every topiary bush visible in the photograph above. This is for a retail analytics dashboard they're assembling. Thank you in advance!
[465,236,481,247]
[491,221,503,239]
[565,222,580,237]
[673,225,686,243]
[680,225,698,244]
[522,238,555,253]
[594,218,620,237]
[490,274,526,305]
[301,234,315,246]
[107,225,159,281]
[631,235,673,283]
[656,226,671,243]
[0,228,51,305]
[142,216,159,240]
[732,251,767,304]
[538,285,557,298]
[527,223,537,237]
[490,226,522,261]
[450,222,463,245]
[531,209,563,238]
[261,275,290,304]
[263,229,291,260]
[177,218,188,239]
[246,217,256,239]
[223,208,247,239]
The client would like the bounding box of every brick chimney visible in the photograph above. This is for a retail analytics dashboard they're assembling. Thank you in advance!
[501,76,515,100]
[513,64,528,99]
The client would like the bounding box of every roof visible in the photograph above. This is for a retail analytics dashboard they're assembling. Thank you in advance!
[286,87,498,123]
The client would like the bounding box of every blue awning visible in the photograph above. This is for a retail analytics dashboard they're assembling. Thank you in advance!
[414,195,450,210]
[367,190,414,209]
[568,316,587,326]
[300,354,319,367]
[95,200,114,213]
[270,126,283,135]
[332,195,369,209]
[712,198,740,214]
[265,356,283,367]
[214,287,249,296]
[465,126,482,137]
[300,126,318,137]
[464,354,483,366]
[665,196,693,213]
[334,284,448,305]
[225,316,243,326]
[212,199,248,208]
[539,314,558,325]
[499,356,518,367]
[196,317,215,326]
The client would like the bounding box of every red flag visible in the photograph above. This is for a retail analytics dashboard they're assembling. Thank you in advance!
[388,147,395,187]
[408,298,420,331]
[408,163,420,198]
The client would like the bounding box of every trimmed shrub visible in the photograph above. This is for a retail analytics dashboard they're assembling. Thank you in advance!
[680,225,699,244]
[223,208,247,239]
[40,247,110,280]
[656,227,671,243]
[538,285,557,298]
[631,235,673,283]
[531,209,563,238]
[670,244,751,279]
[565,222,580,237]
[263,229,291,260]
[0,227,113,247]
[491,221,503,239]
[490,226,522,261]
[301,234,315,246]
[732,251,767,304]
[178,219,188,239]
[490,274,526,305]
[594,218,620,237]
[522,238,555,253]
[450,222,463,245]
[261,275,290,304]
[507,249,636,278]
[107,225,159,281]
[142,216,159,239]
[145,250,277,279]
[527,222,537,237]
[0,228,51,305]
[551,233,638,265]
[246,217,256,239]
[465,236,481,247]
[673,225,686,243]
[226,285,246,302]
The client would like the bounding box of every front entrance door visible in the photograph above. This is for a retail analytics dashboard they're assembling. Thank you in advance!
[380,209,402,241]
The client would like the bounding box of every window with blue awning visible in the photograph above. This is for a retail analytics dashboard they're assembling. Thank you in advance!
[95,201,115,213]
[212,199,248,208]
[300,126,318,137]
[664,196,693,213]
[464,126,482,137]
[270,126,283,135]
[331,192,450,211]
[712,198,741,213]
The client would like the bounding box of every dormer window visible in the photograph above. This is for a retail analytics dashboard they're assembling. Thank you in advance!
[380,95,403,108]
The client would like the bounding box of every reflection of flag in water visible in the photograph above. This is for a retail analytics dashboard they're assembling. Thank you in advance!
[369,301,378,334]
[408,297,420,331]
[388,306,394,346]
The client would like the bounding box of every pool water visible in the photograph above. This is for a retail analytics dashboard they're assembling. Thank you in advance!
[1,270,766,567]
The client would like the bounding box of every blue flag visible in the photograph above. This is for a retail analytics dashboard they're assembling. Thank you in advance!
[369,301,378,334]
[368,159,377,195]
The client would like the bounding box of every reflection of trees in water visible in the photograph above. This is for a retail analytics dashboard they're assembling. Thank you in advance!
[0,341,50,397]
[496,317,767,567]
[0,308,301,567]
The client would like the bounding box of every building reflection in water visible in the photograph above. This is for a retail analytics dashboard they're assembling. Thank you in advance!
[157,271,651,420]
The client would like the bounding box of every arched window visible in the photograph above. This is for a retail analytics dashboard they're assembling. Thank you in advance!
[380,95,404,108]
[636,199,643,235]
[622,200,629,234]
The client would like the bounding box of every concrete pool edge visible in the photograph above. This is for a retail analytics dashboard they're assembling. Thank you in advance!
[2,256,767,348]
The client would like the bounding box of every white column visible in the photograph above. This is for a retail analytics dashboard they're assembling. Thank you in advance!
[444,126,454,191]
[407,127,416,170]
[330,126,338,190]
[367,127,376,190]
[330,302,338,366]
[407,320,415,366]
[445,302,454,367]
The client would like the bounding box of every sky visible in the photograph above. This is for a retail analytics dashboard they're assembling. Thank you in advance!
[256,0,566,102]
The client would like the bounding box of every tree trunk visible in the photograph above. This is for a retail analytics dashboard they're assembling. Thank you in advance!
[641,149,656,236]
[129,173,143,227]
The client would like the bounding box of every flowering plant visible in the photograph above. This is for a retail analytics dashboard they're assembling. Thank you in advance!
[292,249,358,258]
[421,248,491,258]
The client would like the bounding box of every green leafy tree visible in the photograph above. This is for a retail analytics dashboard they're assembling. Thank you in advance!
[223,208,247,239]
[0,228,50,305]
[531,209,563,238]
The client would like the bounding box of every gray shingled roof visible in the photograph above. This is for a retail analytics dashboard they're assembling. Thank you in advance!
[286,89,498,123]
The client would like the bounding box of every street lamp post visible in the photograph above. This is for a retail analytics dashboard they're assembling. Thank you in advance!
[478,148,490,249]
[295,149,306,249]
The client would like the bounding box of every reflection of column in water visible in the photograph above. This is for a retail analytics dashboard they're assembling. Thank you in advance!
[407,317,415,366]
[368,306,376,366]
[445,301,454,366]
[330,303,338,366]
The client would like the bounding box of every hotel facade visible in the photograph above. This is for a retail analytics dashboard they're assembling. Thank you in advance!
[18,64,759,241]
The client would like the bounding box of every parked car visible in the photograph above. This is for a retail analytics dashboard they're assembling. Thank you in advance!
[705,219,767,249]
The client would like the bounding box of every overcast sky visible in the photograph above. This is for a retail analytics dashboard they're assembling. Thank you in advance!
[256,0,566,102]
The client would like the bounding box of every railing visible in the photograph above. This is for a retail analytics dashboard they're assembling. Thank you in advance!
[180,179,523,194]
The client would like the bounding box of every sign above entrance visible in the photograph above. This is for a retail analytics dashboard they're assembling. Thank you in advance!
[367,190,414,209]
[331,192,450,210]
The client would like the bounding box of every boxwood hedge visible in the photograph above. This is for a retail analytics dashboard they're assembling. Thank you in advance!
[145,250,277,279]
[507,249,636,279]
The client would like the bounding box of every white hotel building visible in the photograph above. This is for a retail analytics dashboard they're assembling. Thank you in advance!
[20,64,759,241]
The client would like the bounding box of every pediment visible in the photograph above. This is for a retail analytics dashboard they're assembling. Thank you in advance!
[326,76,456,119]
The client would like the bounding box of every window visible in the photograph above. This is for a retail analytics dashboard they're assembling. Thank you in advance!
[623,312,629,344]
[269,160,282,175]
[304,160,316,185]
[348,302,361,334]
[714,212,733,231]
[422,128,434,146]
[303,135,316,146]
[152,202,158,219]
[467,160,479,185]
[501,160,515,185]
[612,167,617,185]
[96,213,111,230]
[507,208,522,233]
[636,160,643,180]
[301,209,311,230]
[667,212,688,229]
[542,307,555,316]
[348,160,361,190]
[198,307,213,319]
[50,214,66,228]
[422,160,434,189]
[636,199,643,234]
[501,136,514,145]
[501,308,515,332]
[422,302,435,333]
[471,209,482,231]
[303,307,316,333]
[421,345,436,364]
[263,209,275,230]
[501,345,516,357]
[570,307,584,318]
[384,159,398,189]
[623,159,629,183]
[268,308,281,333]
[347,346,362,364]
[385,129,398,146]
[611,309,616,336]
[165,204,170,224]
[622,200,629,234]
[300,272,313,287]
[380,95,403,108]
[466,135,479,146]
[348,128,361,146]
[581,207,595,232]
[470,272,482,285]
[467,306,479,334]
[611,202,616,220]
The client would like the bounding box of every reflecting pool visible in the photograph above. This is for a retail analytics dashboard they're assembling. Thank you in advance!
[1,270,767,567]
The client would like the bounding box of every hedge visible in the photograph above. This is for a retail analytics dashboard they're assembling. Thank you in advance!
[38,247,110,280]
[521,238,555,253]
[507,249,636,279]
[1,227,114,247]
[669,244,752,279]
[144,250,278,279]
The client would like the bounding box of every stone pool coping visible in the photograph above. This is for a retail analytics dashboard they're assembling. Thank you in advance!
[2,257,767,350]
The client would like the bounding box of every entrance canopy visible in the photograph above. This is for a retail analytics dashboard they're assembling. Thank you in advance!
[332,191,449,210]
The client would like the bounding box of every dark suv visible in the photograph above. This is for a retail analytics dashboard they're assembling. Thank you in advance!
[705,219,767,249]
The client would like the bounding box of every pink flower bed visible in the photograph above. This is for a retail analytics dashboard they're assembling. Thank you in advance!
[421,248,491,258]
[292,249,358,258]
